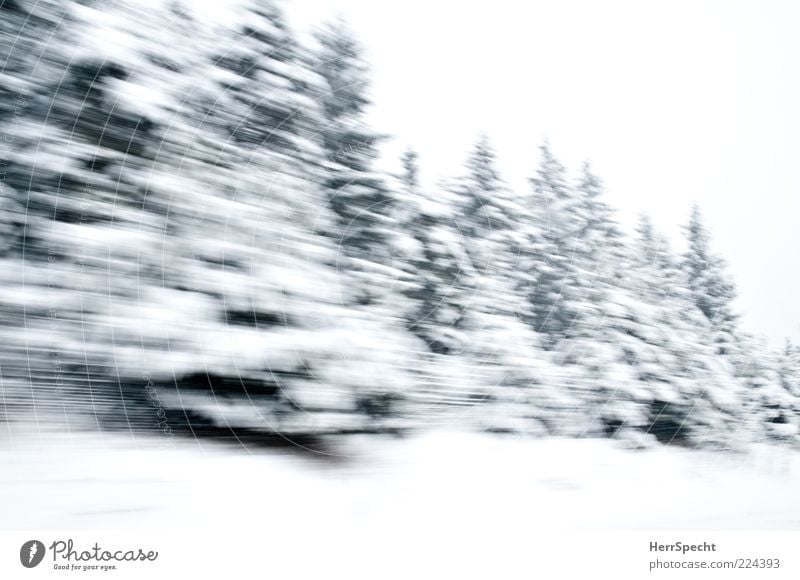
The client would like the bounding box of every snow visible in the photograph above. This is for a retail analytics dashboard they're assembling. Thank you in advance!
[2,429,800,531]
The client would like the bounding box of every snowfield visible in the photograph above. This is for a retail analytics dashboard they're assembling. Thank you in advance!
[2,428,799,531]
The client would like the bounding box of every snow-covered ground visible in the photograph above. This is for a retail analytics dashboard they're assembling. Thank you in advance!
[2,427,799,531]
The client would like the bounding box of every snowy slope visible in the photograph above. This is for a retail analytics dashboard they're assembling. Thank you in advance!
[2,429,799,531]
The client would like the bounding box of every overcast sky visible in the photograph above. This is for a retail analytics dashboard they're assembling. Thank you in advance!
[201,0,800,345]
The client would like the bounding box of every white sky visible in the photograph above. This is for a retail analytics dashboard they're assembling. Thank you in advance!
[201,0,800,345]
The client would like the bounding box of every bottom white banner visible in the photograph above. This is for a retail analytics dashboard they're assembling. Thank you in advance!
[1,531,797,579]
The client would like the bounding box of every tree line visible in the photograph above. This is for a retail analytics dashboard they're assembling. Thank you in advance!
[0,0,797,448]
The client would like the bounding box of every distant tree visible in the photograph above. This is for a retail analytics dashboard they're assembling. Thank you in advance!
[683,205,738,331]
[526,142,585,346]
[401,148,420,190]
[778,340,800,397]
[400,150,474,355]
[634,213,686,296]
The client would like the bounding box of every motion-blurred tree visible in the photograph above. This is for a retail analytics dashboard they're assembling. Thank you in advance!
[313,18,393,282]
[683,204,738,333]
[526,142,584,347]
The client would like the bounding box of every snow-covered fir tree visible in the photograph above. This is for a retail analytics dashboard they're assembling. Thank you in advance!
[683,204,739,341]
[526,142,586,347]
[312,18,395,291]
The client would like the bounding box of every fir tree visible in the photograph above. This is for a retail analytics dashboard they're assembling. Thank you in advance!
[313,18,392,267]
[527,142,584,346]
[683,204,738,331]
